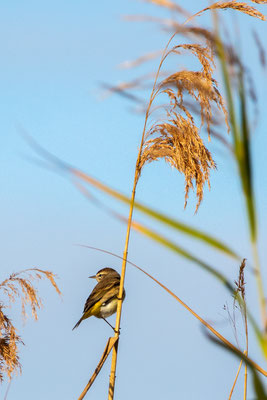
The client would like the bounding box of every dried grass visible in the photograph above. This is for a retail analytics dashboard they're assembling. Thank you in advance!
[140,114,216,210]
[0,268,60,381]
[250,0,267,4]
[159,69,228,135]
[189,1,266,22]
[0,313,22,382]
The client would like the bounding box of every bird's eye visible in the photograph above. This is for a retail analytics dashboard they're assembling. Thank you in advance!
[98,274,102,277]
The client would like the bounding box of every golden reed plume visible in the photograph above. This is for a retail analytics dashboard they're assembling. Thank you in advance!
[137,43,228,211]
[0,268,60,381]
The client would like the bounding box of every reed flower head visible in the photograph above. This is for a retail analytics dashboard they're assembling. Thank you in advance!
[0,268,60,381]
[138,43,227,210]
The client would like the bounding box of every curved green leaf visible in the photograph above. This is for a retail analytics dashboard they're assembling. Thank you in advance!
[73,168,239,260]
[20,131,239,260]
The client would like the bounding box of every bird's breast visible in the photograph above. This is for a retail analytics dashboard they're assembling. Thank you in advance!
[99,298,118,318]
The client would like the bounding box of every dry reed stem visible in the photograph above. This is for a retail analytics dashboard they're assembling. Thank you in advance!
[244,356,248,399]
[0,268,60,381]
[108,21,181,400]
[77,337,118,400]
[108,171,139,400]
[80,245,267,378]
[228,358,243,399]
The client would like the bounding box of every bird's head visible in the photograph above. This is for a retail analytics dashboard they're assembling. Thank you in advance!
[89,267,119,282]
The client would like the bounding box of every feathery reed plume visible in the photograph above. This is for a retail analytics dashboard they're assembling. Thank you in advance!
[140,114,216,209]
[187,2,266,22]
[0,311,22,382]
[0,268,60,381]
[250,0,267,4]
[234,259,246,303]
[137,43,228,210]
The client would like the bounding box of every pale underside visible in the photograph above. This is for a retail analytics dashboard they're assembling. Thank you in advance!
[97,298,119,319]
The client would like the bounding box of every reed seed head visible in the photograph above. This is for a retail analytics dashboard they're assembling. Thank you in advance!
[0,269,60,381]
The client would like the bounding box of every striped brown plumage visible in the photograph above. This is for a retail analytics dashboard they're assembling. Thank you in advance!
[73,268,125,330]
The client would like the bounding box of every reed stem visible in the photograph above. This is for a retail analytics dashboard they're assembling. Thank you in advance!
[108,25,183,400]
[228,359,243,399]
[108,171,139,399]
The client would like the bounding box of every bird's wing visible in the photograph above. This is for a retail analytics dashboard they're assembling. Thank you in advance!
[83,276,120,314]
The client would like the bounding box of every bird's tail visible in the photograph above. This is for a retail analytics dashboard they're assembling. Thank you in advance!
[72,316,84,330]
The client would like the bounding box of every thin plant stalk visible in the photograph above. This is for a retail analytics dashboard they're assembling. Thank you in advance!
[78,337,118,400]
[244,309,248,399]
[244,320,248,399]
[244,306,248,400]
[108,26,184,399]
[244,360,248,400]
[229,359,243,399]
[108,171,138,398]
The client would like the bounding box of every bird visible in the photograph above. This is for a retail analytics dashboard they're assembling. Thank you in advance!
[72,267,125,331]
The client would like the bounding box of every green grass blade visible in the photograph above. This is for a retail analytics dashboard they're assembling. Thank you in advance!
[238,68,257,241]
[131,219,235,291]
[134,198,238,257]
[213,14,257,242]
[73,168,239,259]
[22,131,239,259]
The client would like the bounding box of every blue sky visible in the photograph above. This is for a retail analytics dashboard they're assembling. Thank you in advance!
[1,1,267,399]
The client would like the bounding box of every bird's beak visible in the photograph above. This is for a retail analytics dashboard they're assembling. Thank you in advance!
[89,275,96,279]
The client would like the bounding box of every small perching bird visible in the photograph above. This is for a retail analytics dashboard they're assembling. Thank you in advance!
[72,267,125,331]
